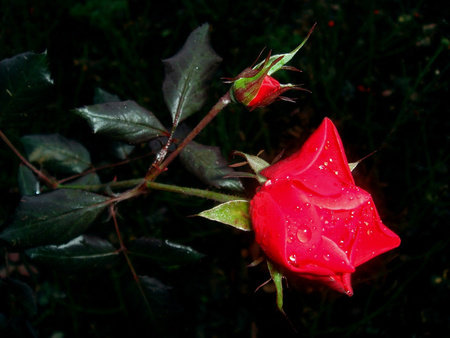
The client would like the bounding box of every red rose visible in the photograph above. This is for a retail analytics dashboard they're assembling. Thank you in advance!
[250,118,401,295]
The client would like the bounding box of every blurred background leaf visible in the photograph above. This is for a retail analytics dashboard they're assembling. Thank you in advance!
[26,235,120,272]
[0,52,53,122]
[20,133,91,175]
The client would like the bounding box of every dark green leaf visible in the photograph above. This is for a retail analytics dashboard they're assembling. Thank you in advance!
[108,141,135,160]
[197,200,252,231]
[74,100,167,144]
[93,87,121,104]
[0,51,53,120]
[180,140,243,192]
[128,237,204,267]
[17,164,40,196]
[65,172,101,186]
[0,189,110,248]
[162,23,222,125]
[26,235,119,272]
[126,276,181,321]
[20,134,91,175]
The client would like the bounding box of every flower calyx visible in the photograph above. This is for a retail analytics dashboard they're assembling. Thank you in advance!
[224,24,316,111]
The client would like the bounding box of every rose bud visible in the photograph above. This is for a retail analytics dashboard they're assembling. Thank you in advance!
[224,25,316,111]
[250,118,401,295]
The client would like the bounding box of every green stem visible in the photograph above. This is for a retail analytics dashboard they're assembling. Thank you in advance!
[59,178,144,192]
[145,91,232,181]
[145,181,242,203]
[61,178,242,203]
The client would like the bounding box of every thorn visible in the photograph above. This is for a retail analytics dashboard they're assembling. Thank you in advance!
[254,278,272,293]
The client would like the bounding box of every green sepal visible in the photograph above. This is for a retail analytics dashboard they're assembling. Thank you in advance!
[348,162,359,172]
[267,259,285,314]
[197,200,252,231]
[255,23,316,76]
[233,151,270,184]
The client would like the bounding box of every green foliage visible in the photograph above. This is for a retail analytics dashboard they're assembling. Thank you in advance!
[0,189,111,248]
[197,200,251,231]
[26,235,120,272]
[127,237,204,268]
[0,52,53,121]
[180,140,244,192]
[20,134,91,175]
[162,23,222,126]
[74,100,167,144]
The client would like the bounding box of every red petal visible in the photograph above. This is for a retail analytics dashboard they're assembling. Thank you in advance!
[300,272,354,296]
[349,199,401,267]
[261,118,354,186]
[252,180,355,276]
[250,185,290,267]
[248,75,281,107]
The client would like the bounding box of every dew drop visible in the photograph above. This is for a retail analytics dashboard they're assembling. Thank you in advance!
[265,179,272,187]
[323,253,331,261]
[296,225,312,243]
[288,254,297,265]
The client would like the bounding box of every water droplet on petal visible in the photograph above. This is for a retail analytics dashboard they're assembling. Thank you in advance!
[323,253,331,261]
[289,254,297,265]
[265,179,272,187]
[296,225,312,243]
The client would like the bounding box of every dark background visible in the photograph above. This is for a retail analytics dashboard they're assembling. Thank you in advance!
[1,0,449,337]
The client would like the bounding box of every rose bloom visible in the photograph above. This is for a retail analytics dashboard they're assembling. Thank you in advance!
[250,118,400,295]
